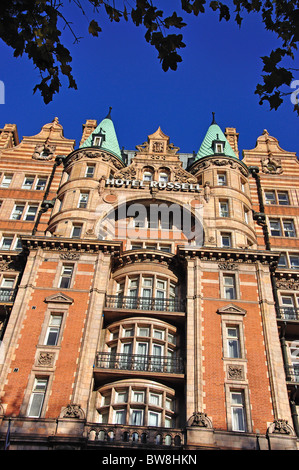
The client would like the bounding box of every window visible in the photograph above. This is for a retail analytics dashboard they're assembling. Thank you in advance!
[24,205,38,221]
[85,165,95,178]
[114,409,126,425]
[71,225,82,238]
[223,275,236,299]
[35,178,47,191]
[22,176,35,189]
[27,378,48,418]
[244,208,249,224]
[45,315,62,346]
[1,175,12,188]
[219,201,229,218]
[277,191,289,205]
[143,171,153,182]
[159,172,168,183]
[269,219,281,236]
[0,236,13,250]
[78,192,89,209]
[227,327,240,358]
[265,191,276,205]
[230,391,246,432]
[265,190,290,205]
[0,277,15,301]
[221,233,231,248]
[278,254,287,267]
[283,220,296,238]
[217,173,226,186]
[290,255,299,269]
[130,409,144,426]
[14,237,22,251]
[10,204,25,220]
[59,265,73,288]
[215,142,224,153]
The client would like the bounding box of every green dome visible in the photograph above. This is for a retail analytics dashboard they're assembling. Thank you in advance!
[195,115,237,160]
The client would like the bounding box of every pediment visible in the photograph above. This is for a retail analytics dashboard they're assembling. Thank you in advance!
[217,303,247,316]
[44,292,74,304]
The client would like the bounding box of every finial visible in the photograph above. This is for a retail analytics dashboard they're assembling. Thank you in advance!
[106,107,112,119]
[211,112,216,124]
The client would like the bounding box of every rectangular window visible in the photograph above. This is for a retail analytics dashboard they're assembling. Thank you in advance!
[269,219,281,236]
[219,201,229,218]
[221,233,231,248]
[78,192,89,209]
[283,220,296,238]
[130,409,144,426]
[1,175,12,188]
[223,275,236,299]
[278,254,287,267]
[265,191,276,204]
[290,255,299,269]
[0,277,15,301]
[227,327,240,358]
[22,176,35,189]
[244,208,249,224]
[217,173,226,186]
[85,165,95,178]
[11,204,25,220]
[231,391,246,432]
[35,178,47,191]
[24,205,38,221]
[148,411,161,427]
[59,265,73,289]
[277,191,289,205]
[45,315,62,346]
[27,378,48,418]
[114,409,126,425]
[1,236,13,250]
[132,391,144,403]
[71,225,82,238]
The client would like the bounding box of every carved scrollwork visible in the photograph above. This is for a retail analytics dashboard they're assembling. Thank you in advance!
[267,419,294,435]
[276,279,299,290]
[37,352,55,367]
[60,404,85,420]
[227,365,244,380]
[187,411,213,428]
[59,251,80,260]
[32,144,56,160]
[218,262,238,271]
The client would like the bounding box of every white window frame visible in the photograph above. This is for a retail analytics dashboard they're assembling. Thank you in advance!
[44,314,63,346]
[85,164,95,178]
[59,265,74,289]
[219,201,229,218]
[26,378,48,418]
[10,204,25,220]
[24,205,38,221]
[1,174,12,188]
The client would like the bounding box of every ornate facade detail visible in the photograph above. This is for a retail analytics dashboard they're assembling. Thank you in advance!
[0,259,22,272]
[32,144,56,160]
[187,411,213,428]
[37,352,55,367]
[60,404,85,420]
[276,278,299,290]
[268,419,293,435]
[172,165,197,184]
[218,261,238,271]
[59,251,80,260]
[261,156,283,174]
[227,365,244,380]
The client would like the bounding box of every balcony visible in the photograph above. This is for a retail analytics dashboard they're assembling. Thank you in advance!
[103,295,186,325]
[276,307,299,321]
[285,365,299,383]
[0,288,17,304]
[86,423,184,448]
[94,352,184,383]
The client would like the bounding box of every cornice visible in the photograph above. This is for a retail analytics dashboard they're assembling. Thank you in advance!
[64,147,125,169]
[188,155,249,177]
[21,236,122,255]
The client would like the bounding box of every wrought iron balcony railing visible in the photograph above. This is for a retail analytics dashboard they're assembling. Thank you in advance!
[105,295,185,312]
[276,307,299,321]
[0,288,17,303]
[285,365,299,383]
[95,352,184,374]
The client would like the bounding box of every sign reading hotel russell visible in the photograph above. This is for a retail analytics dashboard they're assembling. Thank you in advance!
[105,178,202,192]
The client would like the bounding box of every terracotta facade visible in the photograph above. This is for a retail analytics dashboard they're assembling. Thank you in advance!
[0,116,298,450]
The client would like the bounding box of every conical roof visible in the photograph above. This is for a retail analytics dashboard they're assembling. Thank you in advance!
[80,108,123,161]
[195,114,237,160]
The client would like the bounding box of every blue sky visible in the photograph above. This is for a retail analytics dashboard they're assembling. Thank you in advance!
[0,3,298,158]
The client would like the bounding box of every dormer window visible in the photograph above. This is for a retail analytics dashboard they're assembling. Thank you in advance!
[212,135,225,154]
[92,128,106,147]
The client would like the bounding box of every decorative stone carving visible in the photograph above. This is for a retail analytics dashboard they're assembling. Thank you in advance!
[203,182,211,202]
[218,262,238,270]
[261,156,283,174]
[152,141,164,152]
[276,279,299,290]
[114,166,137,179]
[172,165,197,184]
[60,404,85,420]
[187,411,213,428]
[227,365,244,380]
[267,419,294,435]
[59,251,80,260]
[37,352,55,367]
[32,144,56,160]
[0,259,22,272]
